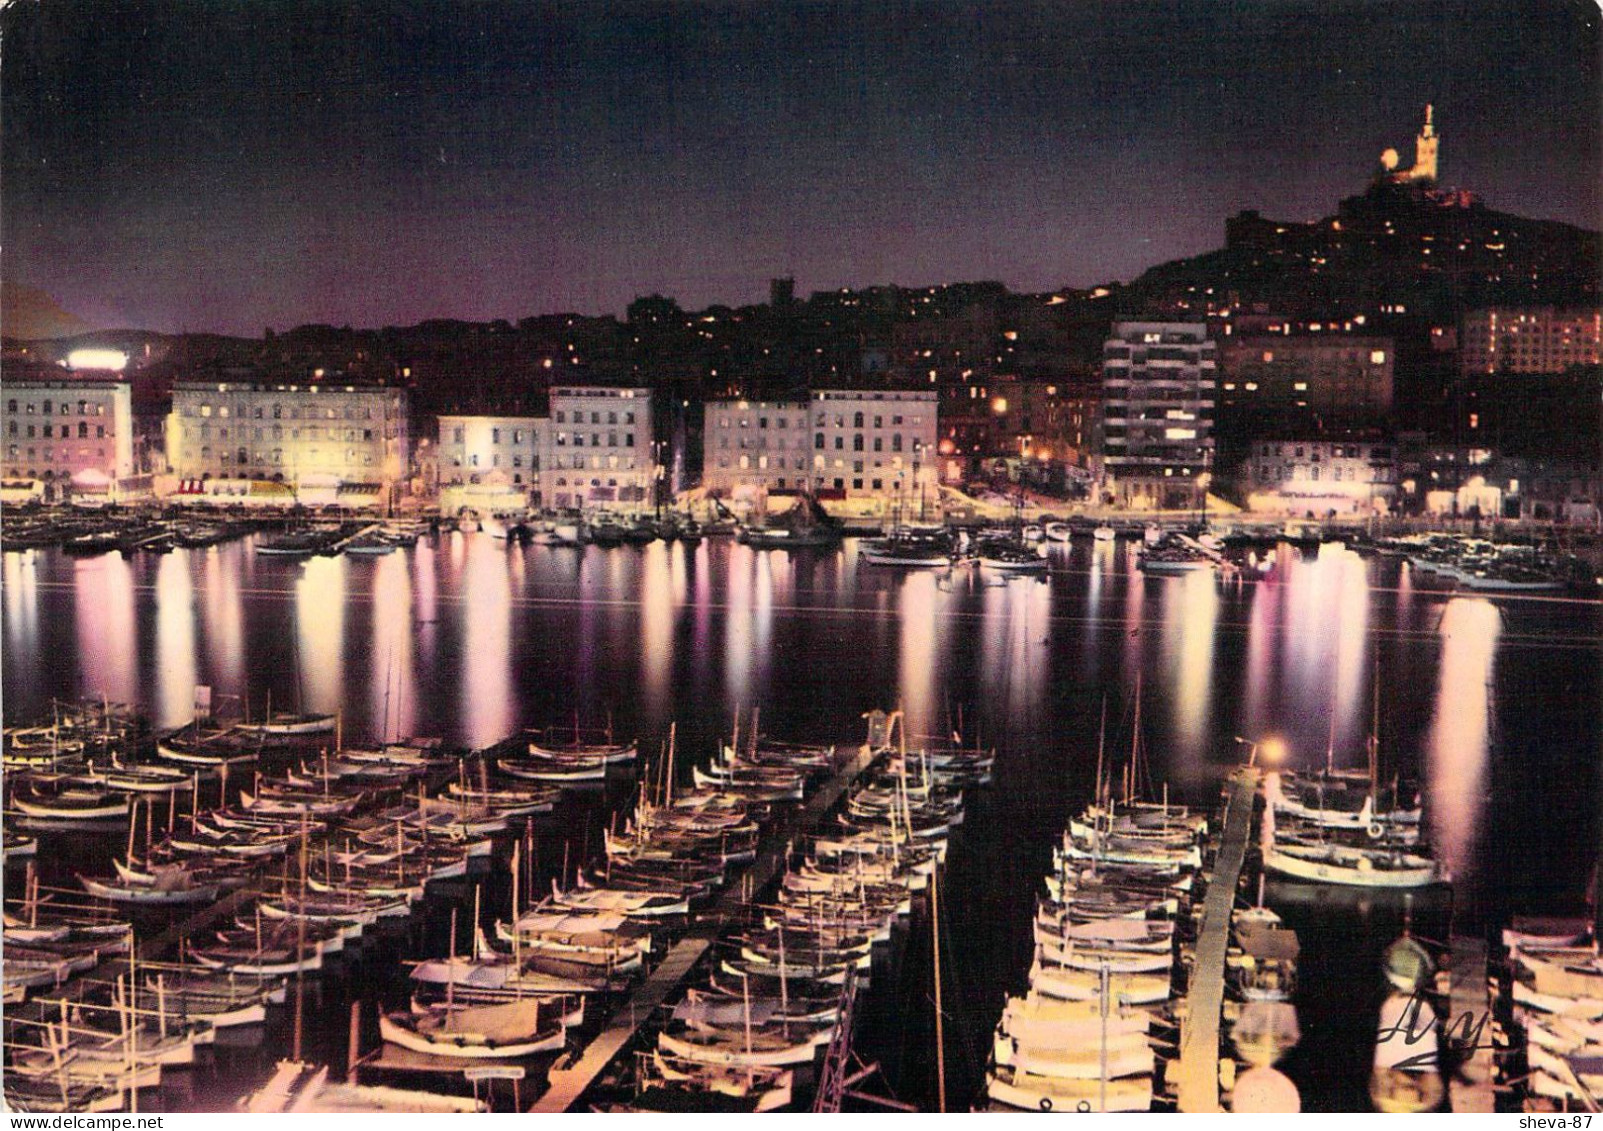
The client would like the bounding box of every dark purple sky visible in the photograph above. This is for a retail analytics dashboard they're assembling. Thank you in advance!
[3,0,1598,336]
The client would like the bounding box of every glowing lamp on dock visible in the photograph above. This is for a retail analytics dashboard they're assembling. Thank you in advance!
[1235,735,1287,768]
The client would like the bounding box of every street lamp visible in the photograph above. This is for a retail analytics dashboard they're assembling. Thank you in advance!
[1234,735,1286,768]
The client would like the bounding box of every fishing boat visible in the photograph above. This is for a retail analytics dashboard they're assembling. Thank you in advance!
[640,1051,794,1112]
[737,493,844,550]
[255,530,330,557]
[156,726,261,768]
[247,712,338,738]
[1137,532,1220,574]
[526,729,638,764]
[1262,841,1440,888]
[858,528,957,568]
[975,534,1049,573]
[72,757,199,794]
[79,861,223,905]
[379,998,567,1059]
[14,788,131,824]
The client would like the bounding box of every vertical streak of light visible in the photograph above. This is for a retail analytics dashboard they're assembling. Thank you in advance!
[1016,576,1051,723]
[294,555,345,716]
[460,534,513,749]
[1332,545,1371,767]
[1427,597,1499,881]
[1159,569,1219,776]
[371,552,417,743]
[723,544,754,709]
[1083,539,1113,669]
[754,550,781,703]
[640,542,675,726]
[413,538,439,674]
[75,553,137,705]
[1121,549,1147,679]
[688,541,713,706]
[202,547,244,700]
[153,551,198,729]
[4,552,41,708]
[1241,569,1280,740]
[897,570,941,739]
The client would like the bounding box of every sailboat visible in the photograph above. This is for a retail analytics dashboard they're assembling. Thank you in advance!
[1263,673,1441,890]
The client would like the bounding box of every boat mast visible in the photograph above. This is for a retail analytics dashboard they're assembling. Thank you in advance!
[1093,695,1108,811]
[1324,678,1339,777]
[1368,659,1381,808]
[1127,673,1143,806]
[932,859,947,1113]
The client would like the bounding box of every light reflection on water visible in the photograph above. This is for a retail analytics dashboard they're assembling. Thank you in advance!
[897,570,943,739]
[154,552,197,729]
[5,552,39,707]
[294,555,345,718]
[1158,568,1218,778]
[74,551,138,706]
[369,551,417,743]
[201,548,244,700]
[639,542,676,726]
[1428,597,1500,882]
[459,534,513,749]
[4,533,1596,1117]
[5,535,1599,893]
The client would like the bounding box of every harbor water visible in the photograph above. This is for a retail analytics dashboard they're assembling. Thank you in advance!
[4,532,1599,1111]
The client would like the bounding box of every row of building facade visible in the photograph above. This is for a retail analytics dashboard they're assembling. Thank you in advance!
[3,303,1596,517]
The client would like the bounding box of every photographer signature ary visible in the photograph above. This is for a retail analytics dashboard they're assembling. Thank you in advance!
[1374,987,1493,1073]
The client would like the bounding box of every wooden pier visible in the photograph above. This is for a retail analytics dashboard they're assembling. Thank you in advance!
[1176,767,1259,1114]
[1448,934,1494,1113]
[530,741,882,1112]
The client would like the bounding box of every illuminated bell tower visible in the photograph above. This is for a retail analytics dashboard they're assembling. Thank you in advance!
[1411,104,1438,183]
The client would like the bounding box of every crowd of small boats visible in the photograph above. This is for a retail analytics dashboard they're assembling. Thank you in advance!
[610,718,993,1113]
[1489,916,1603,1112]
[1260,687,1443,892]
[983,702,1214,1113]
[1383,533,1592,594]
[1,698,648,1113]
[0,512,271,556]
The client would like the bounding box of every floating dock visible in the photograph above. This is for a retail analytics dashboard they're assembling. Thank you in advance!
[530,741,881,1112]
[1176,766,1259,1114]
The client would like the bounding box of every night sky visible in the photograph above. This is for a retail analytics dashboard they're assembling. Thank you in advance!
[3,0,1598,336]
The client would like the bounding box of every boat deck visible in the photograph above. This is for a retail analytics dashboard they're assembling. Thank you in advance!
[529,741,882,1112]
[1176,767,1258,1114]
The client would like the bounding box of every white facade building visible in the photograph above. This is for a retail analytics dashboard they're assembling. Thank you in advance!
[1101,322,1217,509]
[545,386,654,509]
[435,387,656,513]
[2,379,134,500]
[168,381,409,504]
[702,388,938,501]
[701,397,815,496]
[1244,437,1397,516]
[437,414,544,514]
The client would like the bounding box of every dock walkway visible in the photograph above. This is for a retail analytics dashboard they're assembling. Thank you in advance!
[1448,935,1494,1113]
[1176,767,1258,1114]
[530,742,881,1112]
